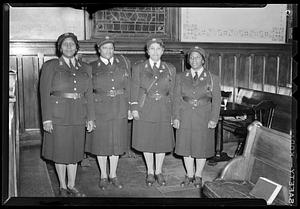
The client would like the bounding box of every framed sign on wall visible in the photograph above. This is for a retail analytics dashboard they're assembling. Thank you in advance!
[181,4,288,43]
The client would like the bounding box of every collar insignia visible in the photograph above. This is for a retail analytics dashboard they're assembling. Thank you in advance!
[116,58,119,63]
[59,61,63,66]
[200,77,204,81]
[98,62,101,67]
[203,72,207,77]
[145,63,148,68]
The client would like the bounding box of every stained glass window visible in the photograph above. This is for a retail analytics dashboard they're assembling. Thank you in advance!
[93,7,173,39]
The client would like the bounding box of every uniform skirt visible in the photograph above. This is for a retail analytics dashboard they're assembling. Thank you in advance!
[85,118,128,156]
[174,106,215,158]
[42,124,85,164]
[132,120,174,153]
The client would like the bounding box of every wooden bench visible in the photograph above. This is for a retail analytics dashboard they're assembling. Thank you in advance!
[230,87,293,134]
[203,121,292,205]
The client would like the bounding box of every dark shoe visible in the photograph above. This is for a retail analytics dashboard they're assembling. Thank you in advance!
[58,188,70,197]
[99,178,109,190]
[146,174,155,186]
[194,176,202,188]
[109,177,123,189]
[155,173,166,186]
[180,175,194,187]
[67,187,86,197]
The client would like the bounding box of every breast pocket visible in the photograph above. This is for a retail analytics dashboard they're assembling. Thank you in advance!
[51,98,67,119]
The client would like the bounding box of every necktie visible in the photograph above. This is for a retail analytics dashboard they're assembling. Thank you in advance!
[69,58,75,68]
[153,63,158,70]
[107,59,111,66]
[194,71,198,81]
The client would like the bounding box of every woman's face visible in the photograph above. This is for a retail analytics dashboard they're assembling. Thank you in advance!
[61,37,77,58]
[99,43,114,60]
[147,43,164,62]
[189,51,204,70]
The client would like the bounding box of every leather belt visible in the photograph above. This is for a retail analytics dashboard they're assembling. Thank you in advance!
[51,91,83,100]
[148,92,169,101]
[93,89,124,97]
[182,96,210,107]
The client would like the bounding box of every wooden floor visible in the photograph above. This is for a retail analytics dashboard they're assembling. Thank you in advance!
[18,139,238,200]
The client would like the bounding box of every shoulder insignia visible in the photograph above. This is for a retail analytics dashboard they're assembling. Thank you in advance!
[185,71,190,77]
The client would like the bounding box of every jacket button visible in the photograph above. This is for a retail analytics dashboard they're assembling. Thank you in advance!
[55,101,58,104]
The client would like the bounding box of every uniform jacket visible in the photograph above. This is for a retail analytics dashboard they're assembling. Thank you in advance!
[90,55,131,121]
[131,59,176,122]
[174,68,221,125]
[40,57,95,125]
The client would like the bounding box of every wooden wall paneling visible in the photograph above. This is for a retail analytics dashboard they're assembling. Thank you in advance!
[207,53,220,76]
[278,55,290,90]
[264,55,278,93]
[249,54,254,89]
[222,54,235,91]
[262,55,266,91]
[16,55,24,134]
[275,55,280,94]
[236,54,250,89]
[251,55,264,91]
[22,56,40,131]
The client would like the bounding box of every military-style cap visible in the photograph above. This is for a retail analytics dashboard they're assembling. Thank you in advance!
[188,46,206,60]
[57,32,79,48]
[97,36,115,48]
[146,38,164,49]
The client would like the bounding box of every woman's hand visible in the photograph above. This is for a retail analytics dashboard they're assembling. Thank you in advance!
[173,119,180,129]
[86,120,96,132]
[43,121,53,133]
[208,120,217,129]
[131,110,140,120]
[128,110,133,120]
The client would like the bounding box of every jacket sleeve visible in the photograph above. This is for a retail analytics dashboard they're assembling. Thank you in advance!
[121,55,132,111]
[85,64,95,121]
[167,63,177,121]
[39,60,56,123]
[130,63,141,111]
[210,74,221,123]
[173,73,183,120]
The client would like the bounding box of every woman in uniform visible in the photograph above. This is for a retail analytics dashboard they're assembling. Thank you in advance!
[172,46,221,188]
[131,38,176,187]
[85,36,131,190]
[40,32,95,197]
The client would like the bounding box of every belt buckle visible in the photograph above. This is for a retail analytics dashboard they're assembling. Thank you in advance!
[73,93,80,100]
[192,99,198,107]
[109,90,116,97]
[154,93,161,101]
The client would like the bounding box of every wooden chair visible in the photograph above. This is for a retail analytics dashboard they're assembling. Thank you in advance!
[223,100,276,157]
